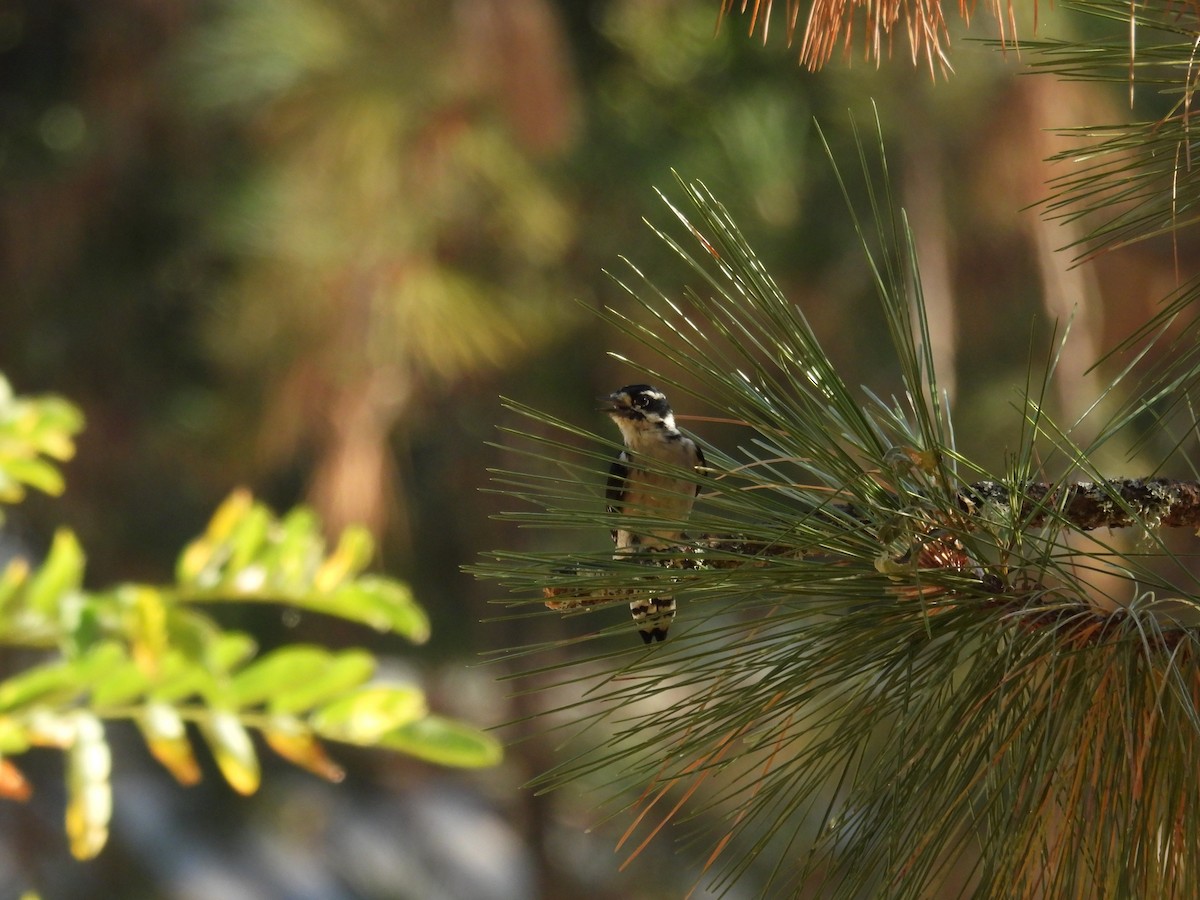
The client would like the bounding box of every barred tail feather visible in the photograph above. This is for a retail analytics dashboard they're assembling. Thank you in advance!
[631,595,676,643]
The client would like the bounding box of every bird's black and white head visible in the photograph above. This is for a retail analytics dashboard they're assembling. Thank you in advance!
[602,384,678,443]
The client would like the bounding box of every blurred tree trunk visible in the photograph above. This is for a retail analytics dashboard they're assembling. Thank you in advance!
[190,0,580,545]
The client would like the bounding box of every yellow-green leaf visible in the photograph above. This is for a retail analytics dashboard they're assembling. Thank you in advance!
[66,599,104,658]
[33,408,83,460]
[268,650,375,715]
[208,632,258,674]
[0,457,64,496]
[268,507,323,590]
[75,642,127,683]
[25,529,85,618]
[89,656,152,707]
[0,557,30,612]
[314,525,374,592]
[310,684,427,745]
[0,643,125,713]
[263,718,344,782]
[204,489,255,544]
[64,713,111,860]
[312,577,430,641]
[148,633,254,706]
[175,540,211,587]
[164,606,220,661]
[0,715,30,754]
[229,645,333,708]
[223,503,273,584]
[122,584,170,672]
[0,660,79,712]
[0,381,82,507]
[0,470,23,504]
[148,651,216,704]
[6,390,83,459]
[199,711,259,795]
[376,715,503,768]
[139,702,201,786]
[176,489,254,585]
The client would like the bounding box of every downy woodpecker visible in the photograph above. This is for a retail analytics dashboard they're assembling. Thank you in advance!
[602,384,705,642]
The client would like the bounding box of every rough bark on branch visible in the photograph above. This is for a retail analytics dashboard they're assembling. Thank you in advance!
[956,478,1200,531]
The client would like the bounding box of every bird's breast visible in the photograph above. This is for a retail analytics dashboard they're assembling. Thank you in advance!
[614,439,700,550]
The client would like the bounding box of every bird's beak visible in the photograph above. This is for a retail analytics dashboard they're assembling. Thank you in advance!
[597,393,624,413]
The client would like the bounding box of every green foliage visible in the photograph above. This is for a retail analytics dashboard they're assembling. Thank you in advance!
[0,376,82,511]
[0,383,500,861]
[176,490,431,639]
[482,116,1200,897]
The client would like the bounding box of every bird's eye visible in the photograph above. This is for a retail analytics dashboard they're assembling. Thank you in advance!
[634,396,649,408]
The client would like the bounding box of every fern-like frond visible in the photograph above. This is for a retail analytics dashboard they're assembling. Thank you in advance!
[0,484,501,860]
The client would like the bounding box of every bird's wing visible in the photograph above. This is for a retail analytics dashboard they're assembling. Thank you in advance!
[606,452,630,542]
[693,443,706,495]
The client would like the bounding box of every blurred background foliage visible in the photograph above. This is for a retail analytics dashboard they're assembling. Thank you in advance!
[0,0,1191,897]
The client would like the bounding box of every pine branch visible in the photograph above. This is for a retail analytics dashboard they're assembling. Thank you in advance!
[960,476,1200,530]
[483,118,1200,897]
[544,476,1200,636]
[534,476,1200,567]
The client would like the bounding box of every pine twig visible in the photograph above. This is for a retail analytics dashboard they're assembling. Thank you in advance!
[958,477,1200,530]
[544,476,1200,610]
